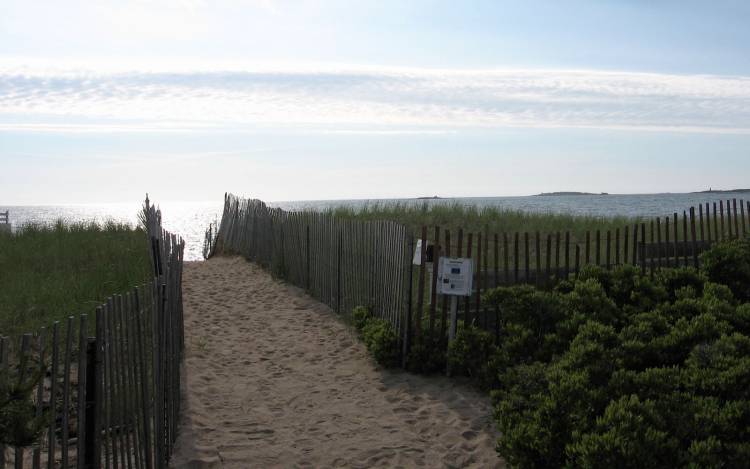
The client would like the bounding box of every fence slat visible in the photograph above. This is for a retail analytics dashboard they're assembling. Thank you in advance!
[524,232,530,284]
[415,226,427,340]
[555,232,561,277]
[606,230,612,270]
[535,232,541,287]
[513,232,519,284]
[595,230,601,266]
[465,233,474,324]
[655,219,662,270]
[545,234,552,281]
[46,323,60,469]
[741,200,747,237]
[76,316,88,469]
[429,227,440,337]
[62,317,74,469]
[441,230,452,338]
[564,231,570,277]
[665,217,671,268]
[493,233,500,340]
[682,211,689,266]
[0,337,7,469]
[673,213,679,266]
[477,232,483,325]
[32,328,47,469]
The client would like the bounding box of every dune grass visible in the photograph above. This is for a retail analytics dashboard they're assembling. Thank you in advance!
[326,202,643,239]
[0,220,151,338]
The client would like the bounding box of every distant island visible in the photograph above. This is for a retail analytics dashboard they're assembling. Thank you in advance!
[536,192,609,196]
[416,196,442,199]
[693,188,750,194]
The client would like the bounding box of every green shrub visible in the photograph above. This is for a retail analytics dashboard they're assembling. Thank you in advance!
[447,325,499,389]
[406,335,447,374]
[657,267,707,302]
[484,285,568,366]
[703,282,736,304]
[361,317,400,367]
[351,305,371,333]
[700,237,750,301]
[404,309,454,374]
[567,395,678,468]
[0,364,46,447]
[349,305,400,368]
[486,238,750,467]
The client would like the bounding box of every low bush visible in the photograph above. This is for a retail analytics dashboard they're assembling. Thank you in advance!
[361,318,400,367]
[447,325,499,390]
[700,237,750,301]
[351,305,371,332]
[350,306,400,368]
[0,364,46,447]
[406,334,447,374]
[483,237,750,468]
[404,311,449,374]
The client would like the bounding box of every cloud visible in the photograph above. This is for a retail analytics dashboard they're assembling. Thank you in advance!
[1,63,749,134]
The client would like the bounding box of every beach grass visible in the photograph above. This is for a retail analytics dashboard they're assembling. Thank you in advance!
[0,220,151,338]
[326,202,643,239]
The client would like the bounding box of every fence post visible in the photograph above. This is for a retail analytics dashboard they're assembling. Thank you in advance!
[84,337,100,469]
[0,337,6,469]
[690,207,699,268]
[337,228,342,314]
[306,225,311,291]
[402,235,415,368]
[640,241,646,275]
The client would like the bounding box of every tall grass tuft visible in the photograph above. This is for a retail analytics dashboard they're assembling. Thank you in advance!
[325,202,642,239]
[0,220,151,338]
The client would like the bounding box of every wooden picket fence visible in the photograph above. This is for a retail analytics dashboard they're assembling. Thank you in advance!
[0,199,185,469]
[208,194,750,364]
[411,198,750,343]
[210,194,411,338]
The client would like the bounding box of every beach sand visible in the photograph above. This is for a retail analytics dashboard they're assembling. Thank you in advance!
[170,256,504,468]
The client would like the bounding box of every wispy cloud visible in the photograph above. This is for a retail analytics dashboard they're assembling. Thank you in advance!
[2,63,749,134]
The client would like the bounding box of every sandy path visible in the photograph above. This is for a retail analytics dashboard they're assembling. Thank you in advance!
[170,256,504,469]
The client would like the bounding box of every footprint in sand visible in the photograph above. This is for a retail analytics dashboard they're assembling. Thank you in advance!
[170,257,505,469]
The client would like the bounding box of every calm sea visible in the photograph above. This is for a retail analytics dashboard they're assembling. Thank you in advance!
[2,193,747,261]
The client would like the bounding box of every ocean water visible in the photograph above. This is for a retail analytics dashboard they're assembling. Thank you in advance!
[2,193,747,261]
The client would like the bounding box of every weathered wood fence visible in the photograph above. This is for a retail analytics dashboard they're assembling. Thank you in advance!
[0,199,185,469]
[411,198,750,343]
[209,194,410,337]
[208,194,749,363]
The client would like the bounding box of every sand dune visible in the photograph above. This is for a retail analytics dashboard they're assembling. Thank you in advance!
[170,256,504,468]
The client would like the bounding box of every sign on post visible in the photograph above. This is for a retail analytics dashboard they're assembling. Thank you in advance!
[437,257,473,296]
[412,239,423,265]
[438,256,474,376]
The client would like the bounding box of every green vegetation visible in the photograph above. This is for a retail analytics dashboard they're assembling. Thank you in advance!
[0,361,46,447]
[350,306,400,367]
[327,202,640,239]
[351,237,750,467]
[482,240,750,468]
[0,220,151,337]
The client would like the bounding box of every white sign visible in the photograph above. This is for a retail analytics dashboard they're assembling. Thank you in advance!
[437,257,473,296]
[412,239,423,265]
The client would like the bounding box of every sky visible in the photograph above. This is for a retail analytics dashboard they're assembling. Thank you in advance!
[1,0,750,204]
